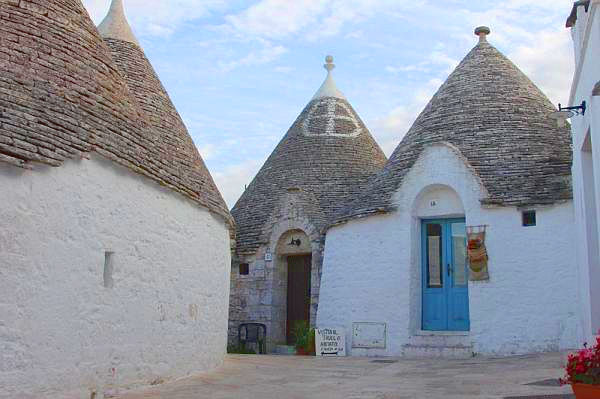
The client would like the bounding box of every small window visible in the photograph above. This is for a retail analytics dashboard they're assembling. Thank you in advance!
[522,210,536,227]
[103,251,114,288]
[239,263,249,275]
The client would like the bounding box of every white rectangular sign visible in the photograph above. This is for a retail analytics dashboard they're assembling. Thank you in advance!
[316,328,346,357]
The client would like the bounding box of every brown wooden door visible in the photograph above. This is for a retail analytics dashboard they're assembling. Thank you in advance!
[286,255,312,344]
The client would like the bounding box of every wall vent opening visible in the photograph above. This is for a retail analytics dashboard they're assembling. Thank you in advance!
[104,251,115,288]
[522,210,536,227]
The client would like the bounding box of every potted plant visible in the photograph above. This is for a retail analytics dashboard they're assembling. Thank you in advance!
[292,321,315,356]
[560,332,600,398]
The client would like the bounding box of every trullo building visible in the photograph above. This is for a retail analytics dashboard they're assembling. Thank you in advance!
[0,0,233,397]
[229,56,387,348]
[317,27,579,357]
[565,0,600,346]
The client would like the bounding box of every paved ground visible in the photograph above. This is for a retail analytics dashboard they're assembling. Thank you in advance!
[117,353,575,399]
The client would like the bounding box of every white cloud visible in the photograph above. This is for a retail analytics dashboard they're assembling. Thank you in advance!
[212,159,264,208]
[198,143,218,161]
[385,65,427,74]
[504,0,571,11]
[345,30,364,39]
[220,41,288,71]
[222,0,415,41]
[371,106,416,155]
[224,0,329,39]
[82,0,226,37]
[508,30,573,105]
[371,78,442,156]
[274,66,294,73]
[385,51,458,76]
[429,51,459,74]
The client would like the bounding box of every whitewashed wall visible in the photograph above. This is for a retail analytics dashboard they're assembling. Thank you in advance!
[0,155,231,399]
[569,1,600,345]
[317,144,578,356]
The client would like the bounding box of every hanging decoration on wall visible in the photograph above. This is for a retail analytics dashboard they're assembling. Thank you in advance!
[466,225,489,281]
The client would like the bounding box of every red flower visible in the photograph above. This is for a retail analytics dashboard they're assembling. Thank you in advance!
[561,332,600,386]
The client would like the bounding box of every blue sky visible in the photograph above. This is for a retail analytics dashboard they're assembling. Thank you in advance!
[83,0,575,208]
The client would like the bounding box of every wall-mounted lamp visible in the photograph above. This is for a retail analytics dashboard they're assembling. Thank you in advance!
[288,237,302,247]
[566,0,590,28]
[549,101,586,127]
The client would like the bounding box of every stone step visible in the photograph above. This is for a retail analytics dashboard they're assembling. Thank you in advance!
[402,343,474,359]
[402,333,474,359]
[408,333,471,347]
[271,345,296,355]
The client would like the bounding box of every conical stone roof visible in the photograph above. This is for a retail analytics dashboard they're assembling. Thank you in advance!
[98,0,229,219]
[232,57,387,254]
[336,28,573,224]
[0,0,231,225]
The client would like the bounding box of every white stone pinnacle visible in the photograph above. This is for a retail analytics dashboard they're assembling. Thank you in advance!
[475,26,491,43]
[312,55,346,101]
[97,0,140,46]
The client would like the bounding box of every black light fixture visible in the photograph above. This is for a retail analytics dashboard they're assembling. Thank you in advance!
[566,0,590,28]
[550,101,586,127]
[288,237,302,247]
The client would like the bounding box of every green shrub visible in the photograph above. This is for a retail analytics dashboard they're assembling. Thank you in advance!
[292,321,316,355]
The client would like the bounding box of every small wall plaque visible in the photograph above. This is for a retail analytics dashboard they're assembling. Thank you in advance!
[352,322,386,349]
[264,250,273,262]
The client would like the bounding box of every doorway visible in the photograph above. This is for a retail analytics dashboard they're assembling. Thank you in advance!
[286,254,312,344]
[582,131,600,332]
[421,219,470,331]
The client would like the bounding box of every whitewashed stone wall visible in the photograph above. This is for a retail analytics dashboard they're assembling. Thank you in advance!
[317,144,579,356]
[568,0,600,345]
[0,155,231,398]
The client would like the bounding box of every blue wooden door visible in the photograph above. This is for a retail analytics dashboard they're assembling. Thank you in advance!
[422,219,469,331]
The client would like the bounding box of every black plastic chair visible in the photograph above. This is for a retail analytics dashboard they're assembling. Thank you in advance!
[238,323,267,354]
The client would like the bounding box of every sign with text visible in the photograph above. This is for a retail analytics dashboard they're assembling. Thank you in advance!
[316,328,346,357]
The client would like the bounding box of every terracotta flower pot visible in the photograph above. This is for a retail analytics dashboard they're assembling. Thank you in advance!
[296,347,307,356]
[572,383,600,399]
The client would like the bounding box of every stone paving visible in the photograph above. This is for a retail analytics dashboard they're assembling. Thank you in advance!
[116,353,575,399]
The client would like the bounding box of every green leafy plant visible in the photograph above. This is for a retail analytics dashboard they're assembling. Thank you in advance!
[292,321,316,355]
[292,321,309,351]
